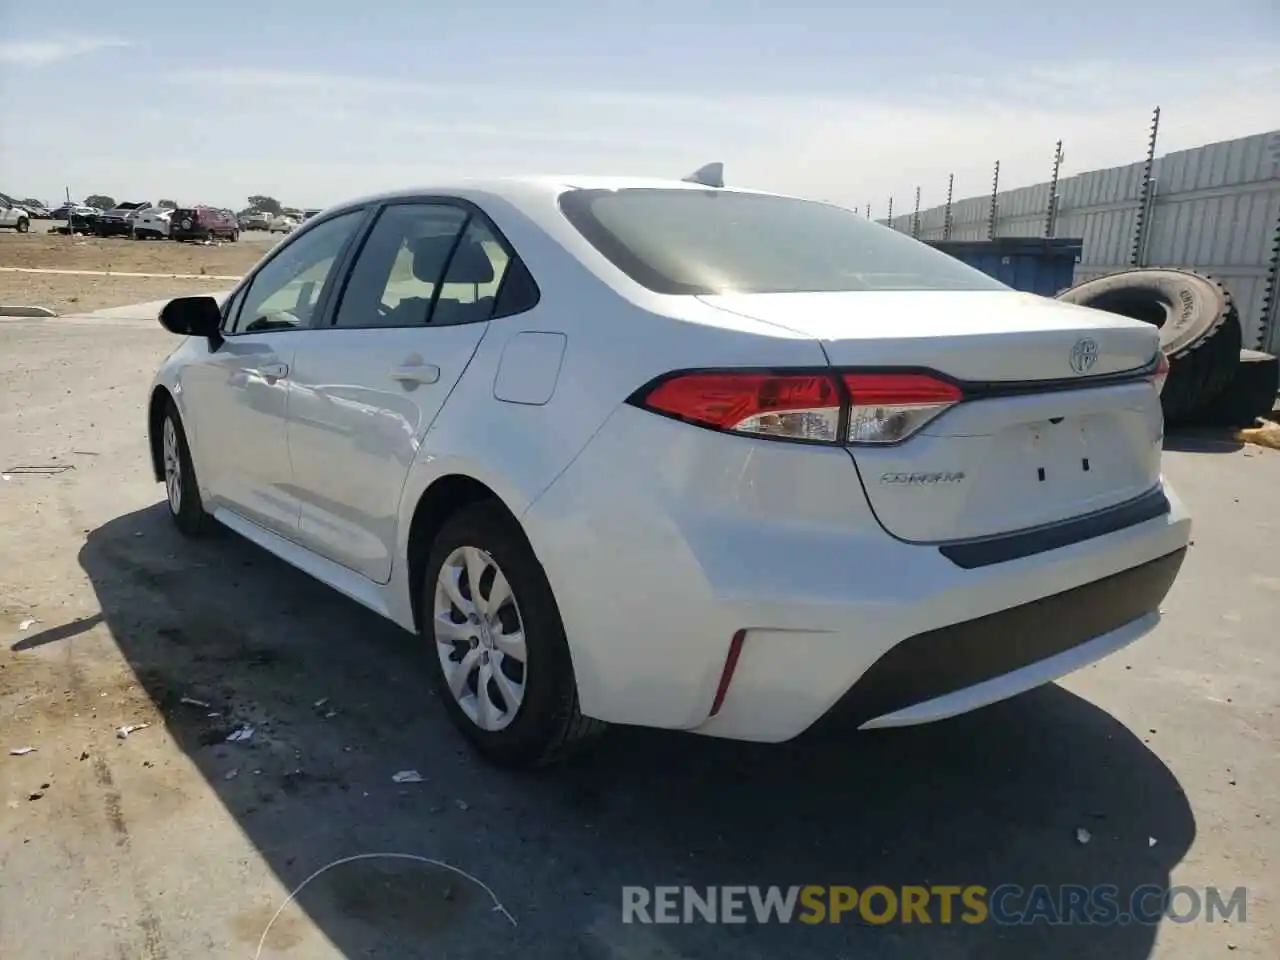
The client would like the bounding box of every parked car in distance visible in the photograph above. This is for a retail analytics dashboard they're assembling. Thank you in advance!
[132,206,175,240]
[146,176,1190,768]
[268,215,297,234]
[300,208,321,221]
[95,200,152,237]
[240,212,271,231]
[170,206,239,242]
[21,199,53,218]
[0,193,32,232]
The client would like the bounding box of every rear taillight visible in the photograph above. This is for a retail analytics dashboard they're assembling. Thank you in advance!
[632,370,963,445]
[843,372,963,444]
[640,372,841,442]
[1151,352,1169,395]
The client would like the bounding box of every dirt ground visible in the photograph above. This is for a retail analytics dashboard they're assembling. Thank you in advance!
[0,231,273,314]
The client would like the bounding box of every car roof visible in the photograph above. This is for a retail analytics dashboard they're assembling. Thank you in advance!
[322,175,784,217]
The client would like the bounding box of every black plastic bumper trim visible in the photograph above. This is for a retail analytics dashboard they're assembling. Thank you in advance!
[821,547,1186,729]
[938,486,1171,570]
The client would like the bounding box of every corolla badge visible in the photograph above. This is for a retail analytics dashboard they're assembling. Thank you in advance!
[1070,337,1099,374]
[880,472,966,486]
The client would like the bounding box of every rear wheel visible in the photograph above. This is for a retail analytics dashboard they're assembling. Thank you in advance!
[421,503,603,767]
[161,402,210,537]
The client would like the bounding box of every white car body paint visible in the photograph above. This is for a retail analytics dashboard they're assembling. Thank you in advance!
[132,207,174,238]
[149,176,1191,744]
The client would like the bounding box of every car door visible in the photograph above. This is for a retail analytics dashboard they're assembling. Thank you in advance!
[179,209,367,536]
[286,201,512,582]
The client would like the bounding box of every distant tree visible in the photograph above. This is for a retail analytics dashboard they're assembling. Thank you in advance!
[247,195,283,215]
[84,195,116,210]
[157,199,177,209]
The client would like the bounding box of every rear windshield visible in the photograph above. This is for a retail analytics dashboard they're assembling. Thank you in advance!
[558,188,1007,296]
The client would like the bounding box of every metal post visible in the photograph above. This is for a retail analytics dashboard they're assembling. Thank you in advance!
[911,186,921,239]
[1259,199,1280,351]
[1129,106,1161,266]
[886,196,894,230]
[943,173,954,241]
[866,204,871,220]
[987,161,1000,240]
[1045,140,1064,238]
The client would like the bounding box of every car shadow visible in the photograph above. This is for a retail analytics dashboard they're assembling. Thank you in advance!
[73,503,1195,960]
[1163,429,1243,454]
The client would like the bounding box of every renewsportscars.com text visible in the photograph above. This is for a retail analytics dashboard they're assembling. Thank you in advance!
[622,884,1247,926]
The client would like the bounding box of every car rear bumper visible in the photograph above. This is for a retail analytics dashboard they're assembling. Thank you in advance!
[522,405,1192,741]
[816,547,1184,730]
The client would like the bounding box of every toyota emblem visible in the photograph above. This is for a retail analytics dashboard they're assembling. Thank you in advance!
[1070,337,1099,374]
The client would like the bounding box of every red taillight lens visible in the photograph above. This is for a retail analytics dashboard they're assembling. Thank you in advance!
[1151,352,1169,395]
[640,372,842,442]
[842,373,963,444]
[633,369,964,445]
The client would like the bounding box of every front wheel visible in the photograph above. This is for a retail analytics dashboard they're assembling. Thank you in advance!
[161,402,211,537]
[422,503,603,767]
[16,217,29,233]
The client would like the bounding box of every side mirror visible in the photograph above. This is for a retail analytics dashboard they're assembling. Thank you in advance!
[159,296,222,338]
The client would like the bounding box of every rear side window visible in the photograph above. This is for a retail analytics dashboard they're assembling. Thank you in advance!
[333,203,469,329]
[558,188,1008,296]
[333,202,527,329]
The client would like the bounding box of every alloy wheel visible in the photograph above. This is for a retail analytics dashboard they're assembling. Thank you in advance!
[162,416,182,514]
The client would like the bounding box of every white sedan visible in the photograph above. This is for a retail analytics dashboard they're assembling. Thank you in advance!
[147,176,1190,767]
[131,206,174,240]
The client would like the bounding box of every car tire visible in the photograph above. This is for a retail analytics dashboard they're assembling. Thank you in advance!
[16,217,29,233]
[1185,350,1280,428]
[421,502,604,767]
[1055,268,1242,424]
[160,401,211,537]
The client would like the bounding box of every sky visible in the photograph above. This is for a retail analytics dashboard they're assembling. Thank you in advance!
[1,1,1277,212]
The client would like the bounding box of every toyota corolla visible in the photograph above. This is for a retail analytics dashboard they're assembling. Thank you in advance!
[147,177,1190,766]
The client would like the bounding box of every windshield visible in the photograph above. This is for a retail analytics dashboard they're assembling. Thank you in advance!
[558,188,1008,296]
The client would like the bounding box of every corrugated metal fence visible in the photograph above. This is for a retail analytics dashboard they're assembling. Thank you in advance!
[886,131,1280,352]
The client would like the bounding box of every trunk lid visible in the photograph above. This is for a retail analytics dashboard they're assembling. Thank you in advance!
[699,290,1164,543]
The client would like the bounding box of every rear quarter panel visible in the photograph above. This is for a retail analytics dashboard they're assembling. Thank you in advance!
[388,188,829,625]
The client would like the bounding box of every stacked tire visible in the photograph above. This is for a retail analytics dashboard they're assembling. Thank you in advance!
[1056,268,1277,428]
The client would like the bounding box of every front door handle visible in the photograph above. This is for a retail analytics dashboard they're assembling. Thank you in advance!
[257,362,289,380]
[391,361,441,386]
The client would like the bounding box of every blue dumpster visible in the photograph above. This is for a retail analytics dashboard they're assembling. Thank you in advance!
[929,238,1083,297]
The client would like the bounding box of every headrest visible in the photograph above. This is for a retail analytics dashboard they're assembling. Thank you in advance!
[410,234,494,285]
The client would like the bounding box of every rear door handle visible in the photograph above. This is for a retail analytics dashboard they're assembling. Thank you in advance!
[391,361,441,385]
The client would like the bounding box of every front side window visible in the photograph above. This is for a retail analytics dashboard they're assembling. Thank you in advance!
[558,188,1009,296]
[230,210,365,333]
